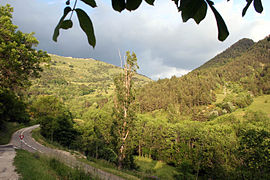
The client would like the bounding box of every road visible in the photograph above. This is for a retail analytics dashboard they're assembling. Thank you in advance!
[8,125,126,180]
[0,144,19,180]
[10,125,49,153]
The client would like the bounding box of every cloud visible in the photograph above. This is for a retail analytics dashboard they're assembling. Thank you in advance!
[1,0,269,80]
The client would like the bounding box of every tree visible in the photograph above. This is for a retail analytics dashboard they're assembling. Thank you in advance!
[112,51,139,169]
[32,96,76,146]
[53,0,264,47]
[0,4,50,92]
[238,129,270,179]
[0,88,29,126]
[0,4,49,127]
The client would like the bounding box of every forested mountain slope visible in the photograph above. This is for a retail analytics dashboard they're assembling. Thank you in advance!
[198,38,254,69]
[27,37,270,179]
[137,36,270,117]
[28,54,152,117]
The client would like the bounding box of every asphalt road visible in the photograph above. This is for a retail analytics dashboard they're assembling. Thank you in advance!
[8,125,125,180]
[10,124,49,153]
[0,144,19,180]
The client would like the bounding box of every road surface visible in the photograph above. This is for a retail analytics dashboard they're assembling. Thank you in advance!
[0,144,19,180]
[8,125,126,180]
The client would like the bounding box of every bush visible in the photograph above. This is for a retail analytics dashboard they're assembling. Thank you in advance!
[238,129,270,179]
[243,110,270,128]
[234,93,253,108]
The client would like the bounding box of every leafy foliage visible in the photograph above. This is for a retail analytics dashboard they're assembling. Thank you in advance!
[54,0,264,47]
[112,51,139,169]
[32,96,77,147]
[0,5,50,91]
[0,88,29,125]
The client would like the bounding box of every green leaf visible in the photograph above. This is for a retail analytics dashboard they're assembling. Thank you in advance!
[179,0,207,24]
[80,0,97,8]
[206,0,229,41]
[253,0,263,13]
[145,0,155,5]
[193,1,207,24]
[60,20,73,29]
[53,7,72,42]
[126,0,142,11]
[242,0,252,17]
[75,8,96,47]
[112,0,125,12]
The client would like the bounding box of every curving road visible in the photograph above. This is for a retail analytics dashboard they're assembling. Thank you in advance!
[9,125,126,180]
[11,125,49,153]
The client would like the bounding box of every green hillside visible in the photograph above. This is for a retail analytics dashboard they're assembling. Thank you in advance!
[137,35,270,118]
[27,36,270,179]
[198,38,254,69]
[28,54,152,117]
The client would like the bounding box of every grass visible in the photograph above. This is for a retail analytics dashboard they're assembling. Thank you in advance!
[0,122,25,145]
[32,127,68,151]
[245,94,270,116]
[14,149,94,180]
[32,128,140,179]
[77,158,141,180]
[32,128,177,179]
[232,94,270,119]
[134,156,178,180]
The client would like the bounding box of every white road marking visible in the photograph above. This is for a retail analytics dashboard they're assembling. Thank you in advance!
[20,127,41,152]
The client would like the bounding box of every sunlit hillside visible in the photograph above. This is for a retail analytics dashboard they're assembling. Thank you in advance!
[28,54,152,117]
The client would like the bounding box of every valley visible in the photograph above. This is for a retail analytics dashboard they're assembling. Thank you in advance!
[22,36,270,179]
[1,3,269,179]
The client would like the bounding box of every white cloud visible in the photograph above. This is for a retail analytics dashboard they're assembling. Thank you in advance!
[1,0,269,80]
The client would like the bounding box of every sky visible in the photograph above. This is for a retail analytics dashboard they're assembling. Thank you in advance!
[1,0,270,80]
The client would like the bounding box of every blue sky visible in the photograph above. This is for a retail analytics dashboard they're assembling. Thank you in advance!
[1,0,270,80]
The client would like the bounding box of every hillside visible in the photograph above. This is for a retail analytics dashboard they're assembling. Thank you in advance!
[197,38,254,69]
[27,36,270,179]
[137,35,270,117]
[28,54,152,117]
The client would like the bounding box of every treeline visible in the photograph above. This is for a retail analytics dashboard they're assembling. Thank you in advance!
[137,36,270,118]
[34,95,269,179]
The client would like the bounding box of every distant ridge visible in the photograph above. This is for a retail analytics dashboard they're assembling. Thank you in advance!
[198,38,254,70]
[137,36,270,113]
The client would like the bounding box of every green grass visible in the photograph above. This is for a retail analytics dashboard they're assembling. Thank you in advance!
[134,156,178,180]
[14,149,94,180]
[77,158,141,180]
[232,94,270,119]
[0,122,25,145]
[246,95,270,116]
[32,128,68,151]
[32,128,177,179]
[32,128,139,179]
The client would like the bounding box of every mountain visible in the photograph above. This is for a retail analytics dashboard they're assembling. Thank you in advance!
[197,38,254,70]
[28,54,152,117]
[137,35,270,119]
